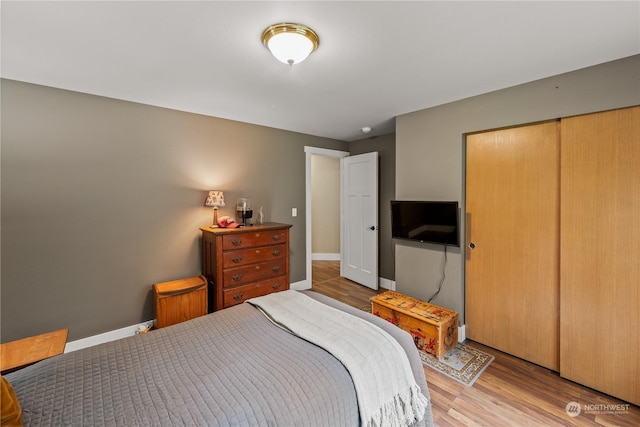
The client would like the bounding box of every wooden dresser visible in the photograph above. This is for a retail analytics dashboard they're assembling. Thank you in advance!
[200,222,292,311]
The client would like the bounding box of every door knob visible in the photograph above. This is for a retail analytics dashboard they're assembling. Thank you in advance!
[468,242,476,249]
[368,226,377,231]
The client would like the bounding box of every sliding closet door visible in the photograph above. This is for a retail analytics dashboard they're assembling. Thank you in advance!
[466,121,560,371]
[560,106,640,405]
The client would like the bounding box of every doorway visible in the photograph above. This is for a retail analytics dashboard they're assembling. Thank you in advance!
[304,147,380,290]
[304,147,349,288]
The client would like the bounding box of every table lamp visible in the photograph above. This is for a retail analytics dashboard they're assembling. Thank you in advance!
[205,190,225,227]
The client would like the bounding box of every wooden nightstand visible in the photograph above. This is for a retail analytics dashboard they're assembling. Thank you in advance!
[0,329,68,374]
[154,275,208,328]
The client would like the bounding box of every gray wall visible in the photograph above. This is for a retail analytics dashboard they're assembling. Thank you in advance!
[395,55,640,325]
[1,79,347,342]
[311,155,340,255]
[349,133,396,282]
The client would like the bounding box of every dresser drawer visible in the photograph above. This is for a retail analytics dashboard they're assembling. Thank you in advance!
[222,244,286,268]
[223,278,288,307]
[223,259,286,288]
[222,229,286,250]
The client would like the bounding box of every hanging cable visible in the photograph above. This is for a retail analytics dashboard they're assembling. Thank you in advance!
[427,245,447,303]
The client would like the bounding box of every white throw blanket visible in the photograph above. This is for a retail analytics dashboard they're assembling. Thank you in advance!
[247,290,429,427]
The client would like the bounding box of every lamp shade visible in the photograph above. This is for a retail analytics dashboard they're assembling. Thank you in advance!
[261,23,319,65]
[205,191,225,208]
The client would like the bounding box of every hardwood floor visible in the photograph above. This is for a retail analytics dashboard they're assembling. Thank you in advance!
[311,259,385,307]
[311,260,640,427]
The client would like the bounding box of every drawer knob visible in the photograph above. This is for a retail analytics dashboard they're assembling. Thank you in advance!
[232,239,242,246]
[232,274,243,282]
[232,256,243,263]
[272,234,281,241]
[233,293,244,301]
[272,266,281,273]
[272,283,281,290]
[272,250,280,256]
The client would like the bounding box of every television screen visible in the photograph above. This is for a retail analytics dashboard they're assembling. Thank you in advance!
[390,201,460,247]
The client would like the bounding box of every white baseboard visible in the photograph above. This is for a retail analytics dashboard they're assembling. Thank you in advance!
[64,320,155,353]
[311,253,341,261]
[458,324,466,343]
[379,277,395,291]
[290,279,310,290]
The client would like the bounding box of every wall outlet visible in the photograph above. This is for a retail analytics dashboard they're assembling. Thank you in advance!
[292,208,297,217]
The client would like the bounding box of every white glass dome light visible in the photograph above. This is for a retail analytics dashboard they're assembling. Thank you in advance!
[267,32,314,65]
[261,23,319,66]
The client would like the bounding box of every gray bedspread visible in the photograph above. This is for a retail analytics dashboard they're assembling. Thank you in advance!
[6,291,434,426]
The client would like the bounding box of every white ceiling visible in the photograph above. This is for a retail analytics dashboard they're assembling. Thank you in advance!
[2,1,639,141]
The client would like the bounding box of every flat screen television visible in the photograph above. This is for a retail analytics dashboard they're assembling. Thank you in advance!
[390,200,460,247]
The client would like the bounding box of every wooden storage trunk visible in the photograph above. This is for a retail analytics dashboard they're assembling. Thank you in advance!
[370,291,458,358]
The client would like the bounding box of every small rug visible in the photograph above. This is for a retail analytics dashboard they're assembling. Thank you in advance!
[419,343,494,386]
[360,303,493,386]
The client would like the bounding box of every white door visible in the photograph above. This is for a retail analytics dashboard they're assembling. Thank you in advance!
[341,152,378,289]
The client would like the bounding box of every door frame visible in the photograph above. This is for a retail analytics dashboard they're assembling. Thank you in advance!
[303,146,350,289]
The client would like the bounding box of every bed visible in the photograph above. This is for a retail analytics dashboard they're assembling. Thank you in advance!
[4,290,434,426]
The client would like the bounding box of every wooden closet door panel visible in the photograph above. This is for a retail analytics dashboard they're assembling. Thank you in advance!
[560,106,640,405]
[466,121,560,371]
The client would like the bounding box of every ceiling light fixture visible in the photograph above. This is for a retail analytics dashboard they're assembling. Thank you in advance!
[261,23,319,66]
